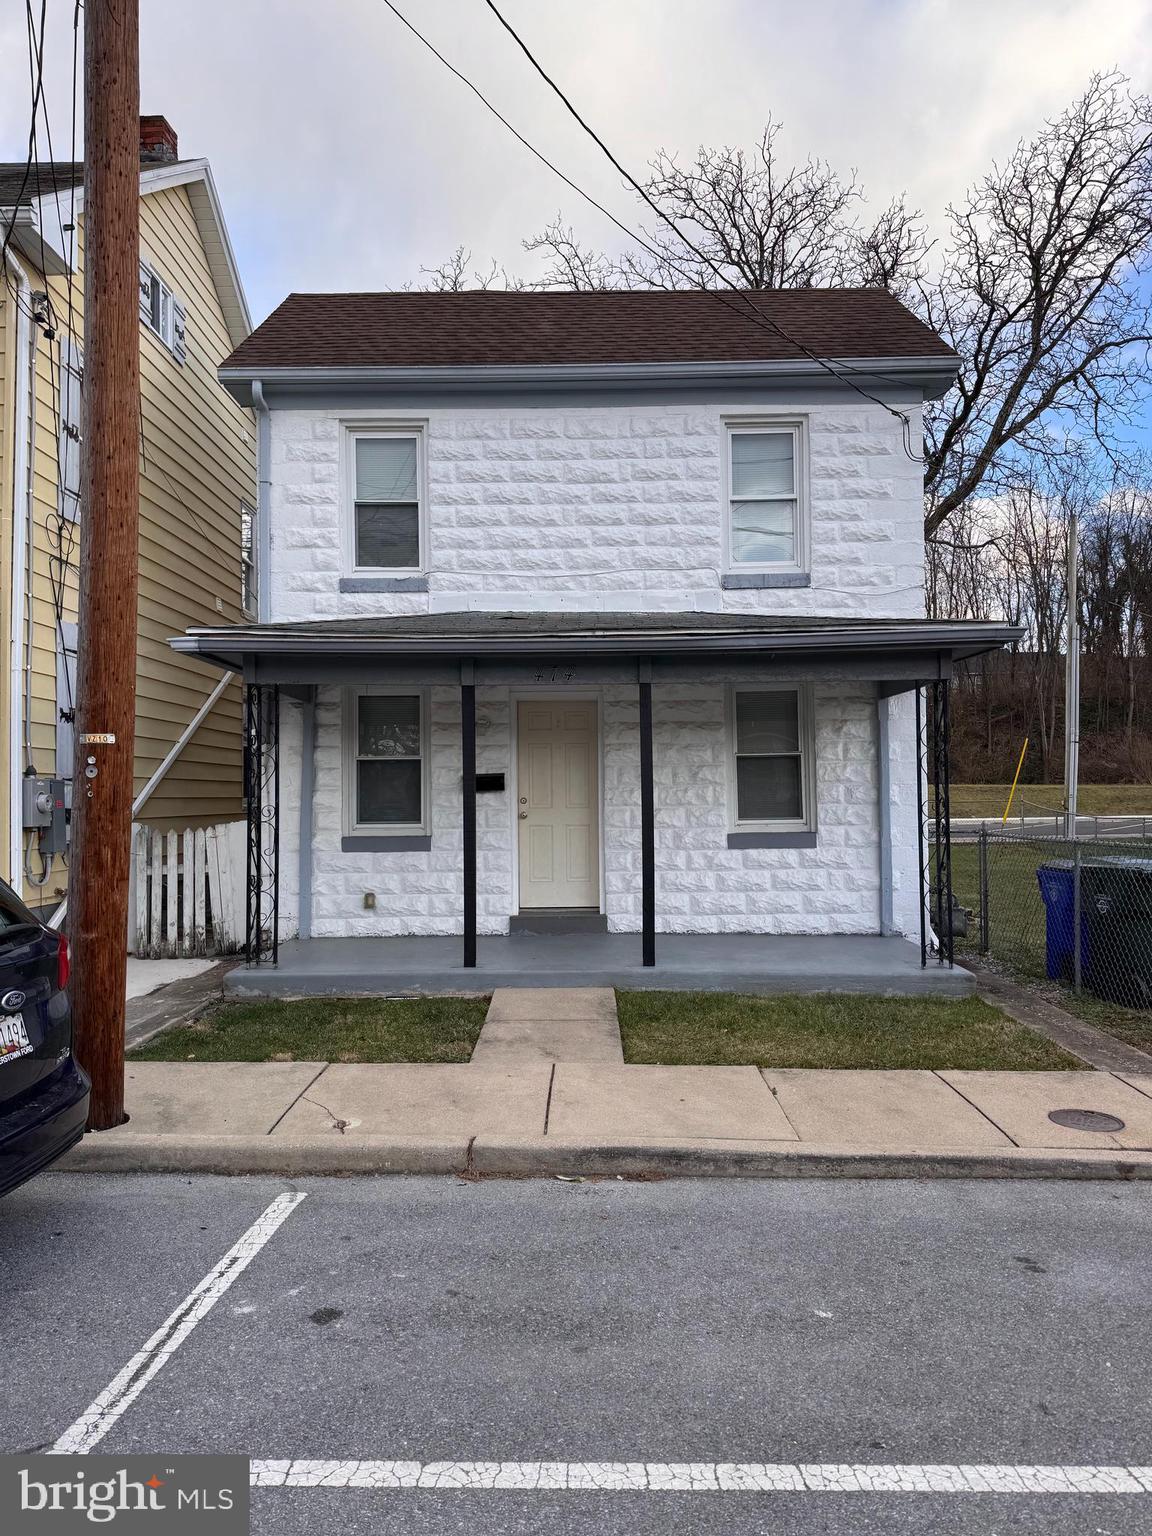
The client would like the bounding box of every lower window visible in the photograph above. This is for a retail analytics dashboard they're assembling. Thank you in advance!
[345,690,428,833]
[730,686,814,830]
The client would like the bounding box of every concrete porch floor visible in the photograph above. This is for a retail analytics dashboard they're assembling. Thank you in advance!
[225,932,974,999]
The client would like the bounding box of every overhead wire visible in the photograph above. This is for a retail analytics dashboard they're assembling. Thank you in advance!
[378,0,923,461]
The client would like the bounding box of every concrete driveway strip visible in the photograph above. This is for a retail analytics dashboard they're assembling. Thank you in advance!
[271,1062,552,1138]
[122,1061,327,1136]
[548,1064,797,1141]
[763,1069,1013,1148]
[940,1071,1152,1149]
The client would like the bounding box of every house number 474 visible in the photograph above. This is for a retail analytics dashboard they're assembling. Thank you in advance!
[533,667,576,683]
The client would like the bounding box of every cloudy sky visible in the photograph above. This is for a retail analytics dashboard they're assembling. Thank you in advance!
[1,0,1149,327]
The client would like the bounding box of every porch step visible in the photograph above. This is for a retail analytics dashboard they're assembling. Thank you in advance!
[508,909,609,936]
[470,987,624,1066]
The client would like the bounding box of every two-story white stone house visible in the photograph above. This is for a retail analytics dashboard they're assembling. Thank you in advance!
[172,289,1016,996]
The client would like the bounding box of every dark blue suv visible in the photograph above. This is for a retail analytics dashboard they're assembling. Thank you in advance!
[0,877,88,1196]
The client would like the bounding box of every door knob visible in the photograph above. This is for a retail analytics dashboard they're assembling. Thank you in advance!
[519,811,528,820]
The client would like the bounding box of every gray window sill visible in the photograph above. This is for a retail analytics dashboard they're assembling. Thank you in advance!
[727,830,817,849]
[722,572,810,589]
[339,575,429,593]
[341,834,431,852]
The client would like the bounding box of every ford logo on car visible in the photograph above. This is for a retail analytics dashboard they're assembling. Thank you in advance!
[1,990,27,1011]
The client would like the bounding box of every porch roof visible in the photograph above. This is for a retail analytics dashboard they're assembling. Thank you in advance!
[171,611,1021,672]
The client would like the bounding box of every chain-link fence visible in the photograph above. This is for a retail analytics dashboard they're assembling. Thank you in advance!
[949,829,1152,1009]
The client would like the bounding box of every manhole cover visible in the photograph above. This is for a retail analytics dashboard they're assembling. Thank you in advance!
[1048,1108,1125,1133]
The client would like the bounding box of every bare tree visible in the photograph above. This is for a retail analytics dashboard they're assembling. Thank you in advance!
[920,72,1152,536]
[425,76,1152,542]
[521,119,926,294]
[419,245,524,292]
[522,221,617,290]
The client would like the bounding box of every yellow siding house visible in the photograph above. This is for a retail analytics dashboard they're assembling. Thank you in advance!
[0,116,255,910]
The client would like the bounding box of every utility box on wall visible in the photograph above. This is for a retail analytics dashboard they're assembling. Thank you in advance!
[22,776,69,854]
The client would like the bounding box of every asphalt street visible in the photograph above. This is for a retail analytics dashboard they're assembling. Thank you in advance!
[3,1171,1151,1534]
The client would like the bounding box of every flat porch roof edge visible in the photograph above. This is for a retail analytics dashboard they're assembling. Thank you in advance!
[224,935,974,1000]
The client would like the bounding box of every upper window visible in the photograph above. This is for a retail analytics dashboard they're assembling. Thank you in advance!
[348,430,423,571]
[730,687,814,830]
[138,261,186,363]
[58,336,83,522]
[345,690,428,834]
[726,422,805,571]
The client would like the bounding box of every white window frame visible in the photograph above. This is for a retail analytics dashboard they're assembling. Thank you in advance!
[343,424,428,576]
[342,687,431,836]
[722,418,809,575]
[726,684,816,833]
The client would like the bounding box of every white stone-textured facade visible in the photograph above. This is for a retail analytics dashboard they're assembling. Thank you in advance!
[267,400,925,620]
[264,393,927,941]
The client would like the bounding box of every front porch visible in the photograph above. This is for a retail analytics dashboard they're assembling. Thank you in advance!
[170,610,1023,992]
[225,932,974,999]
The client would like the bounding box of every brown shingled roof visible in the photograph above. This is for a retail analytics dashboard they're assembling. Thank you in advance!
[221,288,956,372]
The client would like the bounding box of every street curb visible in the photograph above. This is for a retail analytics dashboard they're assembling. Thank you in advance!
[56,1133,1152,1181]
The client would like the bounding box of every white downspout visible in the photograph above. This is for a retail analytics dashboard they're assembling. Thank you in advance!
[6,250,34,888]
[251,379,271,622]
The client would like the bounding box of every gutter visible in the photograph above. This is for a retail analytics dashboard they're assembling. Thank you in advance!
[251,380,271,622]
[170,621,1024,669]
[5,250,34,887]
[218,354,962,404]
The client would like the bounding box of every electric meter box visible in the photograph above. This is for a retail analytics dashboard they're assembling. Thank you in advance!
[22,776,69,852]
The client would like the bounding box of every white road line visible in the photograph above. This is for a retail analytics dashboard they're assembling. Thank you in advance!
[51,1192,307,1456]
[250,1460,1152,1494]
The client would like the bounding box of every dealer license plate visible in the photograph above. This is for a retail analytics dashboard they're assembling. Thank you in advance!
[0,1012,32,1063]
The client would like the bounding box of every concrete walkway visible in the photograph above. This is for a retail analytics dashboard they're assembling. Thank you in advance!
[469,988,623,1066]
[62,1059,1152,1181]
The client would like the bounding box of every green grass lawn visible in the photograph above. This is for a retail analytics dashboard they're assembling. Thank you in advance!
[950,784,1152,818]
[616,991,1083,1070]
[951,839,1052,979]
[129,995,490,1064]
[1033,986,1152,1057]
[948,842,1152,1055]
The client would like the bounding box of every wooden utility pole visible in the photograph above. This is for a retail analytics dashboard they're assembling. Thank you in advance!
[70,0,140,1129]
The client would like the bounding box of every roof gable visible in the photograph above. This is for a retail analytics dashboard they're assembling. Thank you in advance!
[0,157,250,348]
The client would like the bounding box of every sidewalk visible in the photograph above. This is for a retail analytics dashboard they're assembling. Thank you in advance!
[61,1056,1152,1181]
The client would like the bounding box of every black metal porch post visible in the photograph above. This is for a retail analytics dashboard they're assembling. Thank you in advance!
[243,682,280,966]
[461,662,477,969]
[932,678,955,967]
[638,660,655,967]
[244,683,259,966]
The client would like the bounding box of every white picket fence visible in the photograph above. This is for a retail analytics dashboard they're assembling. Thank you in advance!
[130,821,246,957]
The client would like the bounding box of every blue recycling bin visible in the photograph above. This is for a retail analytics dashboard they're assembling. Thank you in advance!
[1036,862,1089,981]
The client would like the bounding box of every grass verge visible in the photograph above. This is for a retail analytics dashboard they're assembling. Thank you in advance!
[950,784,1152,818]
[129,995,490,1064]
[616,991,1084,1070]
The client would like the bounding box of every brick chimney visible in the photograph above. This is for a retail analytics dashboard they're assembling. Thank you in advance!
[139,115,178,164]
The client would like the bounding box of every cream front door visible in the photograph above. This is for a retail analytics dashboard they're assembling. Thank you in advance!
[516,700,600,909]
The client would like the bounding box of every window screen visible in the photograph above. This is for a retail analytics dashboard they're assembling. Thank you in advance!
[354,436,420,568]
[729,429,798,565]
[355,694,423,826]
[733,690,806,823]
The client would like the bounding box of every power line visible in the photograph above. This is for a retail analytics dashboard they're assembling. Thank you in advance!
[0,0,50,321]
[379,0,922,458]
[480,0,923,460]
